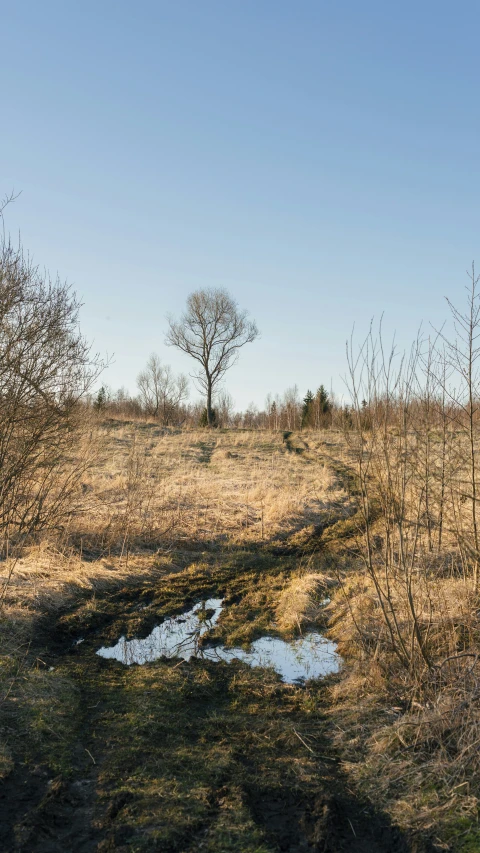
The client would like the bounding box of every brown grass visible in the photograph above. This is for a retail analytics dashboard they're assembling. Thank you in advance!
[0,424,353,641]
[275,572,336,632]
[325,564,480,848]
[69,424,351,553]
[3,422,480,848]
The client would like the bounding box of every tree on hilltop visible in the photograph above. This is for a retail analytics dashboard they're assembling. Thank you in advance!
[166,288,258,427]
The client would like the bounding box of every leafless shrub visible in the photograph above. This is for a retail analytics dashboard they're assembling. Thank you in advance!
[137,353,188,425]
[0,223,105,582]
[337,276,480,834]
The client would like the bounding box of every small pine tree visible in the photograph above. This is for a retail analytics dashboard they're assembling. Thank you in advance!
[301,390,315,428]
[94,386,107,412]
[316,385,331,414]
[360,398,372,430]
[199,407,217,428]
[342,405,353,428]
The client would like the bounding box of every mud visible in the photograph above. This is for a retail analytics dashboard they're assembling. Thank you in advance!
[0,553,444,853]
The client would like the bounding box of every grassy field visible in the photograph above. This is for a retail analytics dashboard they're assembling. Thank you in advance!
[72,423,350,550]
[0,423,478,851]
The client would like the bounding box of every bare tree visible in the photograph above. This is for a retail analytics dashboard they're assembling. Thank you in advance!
[166,289,258,426]
[0,228,105,566]
[137,353,188,424]
[283,385,301,431]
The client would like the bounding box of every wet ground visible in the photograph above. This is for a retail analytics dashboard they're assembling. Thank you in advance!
[0,549,441,852]
[96,597,340,682]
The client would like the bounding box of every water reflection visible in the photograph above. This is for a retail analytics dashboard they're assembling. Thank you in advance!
[96,598,340,684]
[202,634,340,682]
[97,599,223,666]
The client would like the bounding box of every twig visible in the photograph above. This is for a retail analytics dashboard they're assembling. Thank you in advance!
[85,748,96,764]
[293,728,315,754]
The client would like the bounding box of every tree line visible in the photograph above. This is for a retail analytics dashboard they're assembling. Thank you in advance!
[91,375,342,430]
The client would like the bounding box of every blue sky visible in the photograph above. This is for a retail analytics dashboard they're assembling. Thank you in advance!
[2,1,480,408]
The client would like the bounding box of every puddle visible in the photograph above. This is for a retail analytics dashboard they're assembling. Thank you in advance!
[96,598,340,684]
[201,633,340,683]
[97,599,224,667]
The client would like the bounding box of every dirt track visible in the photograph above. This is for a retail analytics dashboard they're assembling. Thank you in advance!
[0,549,441,853]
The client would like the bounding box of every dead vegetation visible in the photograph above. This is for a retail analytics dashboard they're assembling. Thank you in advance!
[2,408,480,848]
[275,571,335,633]
[320,278,480,850]
[0,423,352,646]
[67,424,350,556]
[2,413,480,848]
[327,568,480,849]
[0,223,105,567]
[2,405,480,849]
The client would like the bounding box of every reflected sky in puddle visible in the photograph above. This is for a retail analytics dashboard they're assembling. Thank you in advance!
[96,598,340,684]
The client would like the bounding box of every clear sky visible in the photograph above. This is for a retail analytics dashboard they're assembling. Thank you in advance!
[2,1,480,409]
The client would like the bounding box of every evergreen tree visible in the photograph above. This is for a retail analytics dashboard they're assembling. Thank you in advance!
[94,386,108,412]
[316,385,331,414]
[342,405,353,428]
[199,407,217,428]
[301,390,315,428]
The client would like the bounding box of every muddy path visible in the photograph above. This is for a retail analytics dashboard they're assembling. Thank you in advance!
[0,549,437,852]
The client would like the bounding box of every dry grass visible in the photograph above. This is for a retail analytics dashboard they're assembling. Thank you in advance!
[3,422,480,848]
[0,427,353,851]
[0,424,352,641]
[70,424,350,553]
[0,426,349,759]
[325,565,480,848]
[275,572,336,632]
[0,542,174,615]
